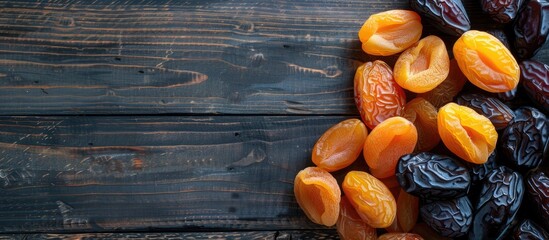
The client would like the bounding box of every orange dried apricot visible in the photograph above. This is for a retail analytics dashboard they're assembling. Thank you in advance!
[378,233,424,240]
[396,189,419,233]
[312,119,368,172]
[363,117,418,178]
[343,171,397,228]
[394,35,450,93]
[418,59,467,109]
[453,30,520,93]
[402,97,440,152]
[293,167,340,226]
[337,196,377,240]
[354,60,407,129]
[438,103,497,164]
[359,10,423,56]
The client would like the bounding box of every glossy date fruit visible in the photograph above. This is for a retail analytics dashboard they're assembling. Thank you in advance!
[409,0,470,36]
[520,60,549,113]
[438,103,498,164]
[513,0,549,59]
[481,0,525,23]
[343,171,397,228]
[293,167,341,226]
[456,93,515,130]
[500,107,548,172]
[354,60,407,129]
[358,10,423,56]
[511,218,549,240]
[454,30,520,93]
[312,119,368,172]
[420,196,473,238]
[337,196,377,240]
[467,151,498,185]
[526,169,549,229]
[469,166,524,239]
[396,152,471,199]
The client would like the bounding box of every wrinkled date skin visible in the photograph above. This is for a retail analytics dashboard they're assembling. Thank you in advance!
[467,151,498,185]
[456,93,515,131]
[511,218,549,240]
[520,60,549,113]
[354,61,407,129]
[526,169,549,230]
[410,0,470,36]
[500,107,549,172]
[420,196,473,238]
[469,166,524,240]
[481,0,525,23]
[513,0,549,59]
[396,152,471,199]
[487,29,512,49]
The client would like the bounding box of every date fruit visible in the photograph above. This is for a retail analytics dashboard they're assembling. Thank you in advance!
[410,0,470,36]
[469,166,524,239]
[293,167,340,226]
[312,119,368,172]
[420,196,473,238]
[481,0,525,23]
[343,171,397,228]
[526,169,549,230]
[418,59,467,109]
[354,60,407,129]
[513,0,549,59]
[396,152,471,199]
[402,97,440,152]
[500,107,548,172]
[511,218,549,240]
[520,60,549,113]
[456,93,515,130]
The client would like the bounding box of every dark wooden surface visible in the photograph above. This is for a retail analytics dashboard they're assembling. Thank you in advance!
[0,0,548,238]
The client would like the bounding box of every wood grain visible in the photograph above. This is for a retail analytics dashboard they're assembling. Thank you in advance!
[2,0,544,115]
[0,230,339,240]
[0,115,355,233]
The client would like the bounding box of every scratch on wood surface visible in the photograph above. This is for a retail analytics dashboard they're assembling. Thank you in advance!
[56,200,91,229]
[285,62,342,78]
[228,149,266,168]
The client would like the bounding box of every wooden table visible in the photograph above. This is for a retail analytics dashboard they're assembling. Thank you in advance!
[0,0,547,239]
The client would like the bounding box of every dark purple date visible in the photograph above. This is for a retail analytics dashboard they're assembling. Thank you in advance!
[513,0,549,59]
[520,60,549,113]
[481,0,525,23]
[410,0,470,36]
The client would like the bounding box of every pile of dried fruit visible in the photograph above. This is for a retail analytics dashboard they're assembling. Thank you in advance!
[294,0,549,239]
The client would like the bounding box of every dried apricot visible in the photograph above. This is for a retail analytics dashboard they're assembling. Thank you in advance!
[337,196,377,240]
[312,119,368,172]
[363,117,418,178]
[342,171,396,228]
[453,30,520,93]
[378,233,424,240]
[438,103,497,164]
[402,97,440,152]
[358,10,423,56]
[394,35,450,93]
[396,189,419,233]
[293,167,340,226]
[418,59,467,109]
[354,61,407,129]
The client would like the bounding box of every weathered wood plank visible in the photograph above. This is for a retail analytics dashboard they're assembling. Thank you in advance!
[1,0,544,115]
[0,115,360,233]
[0,230,339,240]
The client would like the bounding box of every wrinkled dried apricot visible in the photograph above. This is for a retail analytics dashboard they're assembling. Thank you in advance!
[402,97,440,152]
[396,189,419,233]
[312,119,368,172]
[453,30,520,93]
[438,103,497,164]
[378,233,424,240]
[364,117,418,178]
[354,60,407,129]
[293,167,340,226]
[359,10,423,56]
[343,171,397,228]
[394,35,450,93]
[337,196,377,240]
[418,59,467,109]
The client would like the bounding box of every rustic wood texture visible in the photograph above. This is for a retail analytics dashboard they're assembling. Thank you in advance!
[2,0,545,115]
[0,230,339,240]
[0,115,358,233]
